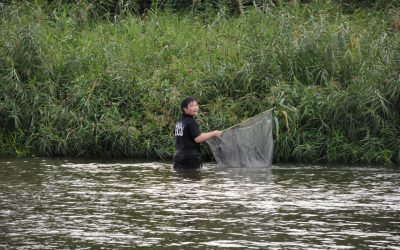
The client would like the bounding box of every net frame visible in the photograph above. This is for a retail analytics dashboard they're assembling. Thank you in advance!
[207,109,274,168]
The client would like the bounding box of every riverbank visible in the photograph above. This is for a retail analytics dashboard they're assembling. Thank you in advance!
[0,1,399,164]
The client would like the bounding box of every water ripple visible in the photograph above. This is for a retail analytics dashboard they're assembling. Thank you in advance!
[1,158,399,249]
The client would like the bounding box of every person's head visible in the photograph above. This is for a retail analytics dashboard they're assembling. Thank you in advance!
[180,96,199,116]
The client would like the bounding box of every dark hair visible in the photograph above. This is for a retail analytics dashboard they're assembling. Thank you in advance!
[180,96,197,113]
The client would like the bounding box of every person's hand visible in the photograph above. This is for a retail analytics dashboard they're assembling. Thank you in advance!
[214,130,222,138]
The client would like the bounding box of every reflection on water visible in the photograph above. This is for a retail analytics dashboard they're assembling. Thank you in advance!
[1,158,399,249]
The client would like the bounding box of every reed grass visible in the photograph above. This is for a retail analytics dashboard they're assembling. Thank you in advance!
[0,1,399,164]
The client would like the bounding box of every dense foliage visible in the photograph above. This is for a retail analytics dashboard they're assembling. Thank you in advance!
[0,1,399,164]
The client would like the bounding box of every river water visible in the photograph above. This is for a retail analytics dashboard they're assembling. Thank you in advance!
[1,158,399,249]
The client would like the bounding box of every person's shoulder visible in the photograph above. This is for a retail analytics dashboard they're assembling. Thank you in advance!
[182,115,196,123]
[187,117,198,124]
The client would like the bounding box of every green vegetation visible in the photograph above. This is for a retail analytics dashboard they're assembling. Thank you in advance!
[0,1,399,165]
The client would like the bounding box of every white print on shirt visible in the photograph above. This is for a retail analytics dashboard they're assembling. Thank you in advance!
[175,122,184,136]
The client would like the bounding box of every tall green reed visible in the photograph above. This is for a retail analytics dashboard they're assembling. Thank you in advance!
[0,1,398,164]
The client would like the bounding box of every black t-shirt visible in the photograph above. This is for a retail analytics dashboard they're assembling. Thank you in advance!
[174,114,201,153]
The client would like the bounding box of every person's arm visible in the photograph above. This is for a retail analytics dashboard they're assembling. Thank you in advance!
[194,130,222,143]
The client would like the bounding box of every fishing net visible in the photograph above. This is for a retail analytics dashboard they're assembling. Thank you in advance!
[207,110,273,168]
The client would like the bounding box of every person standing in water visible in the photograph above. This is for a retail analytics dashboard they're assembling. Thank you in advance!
[173,96,222,169]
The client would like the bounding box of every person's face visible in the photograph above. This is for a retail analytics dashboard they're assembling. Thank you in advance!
[183,101,199,116]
